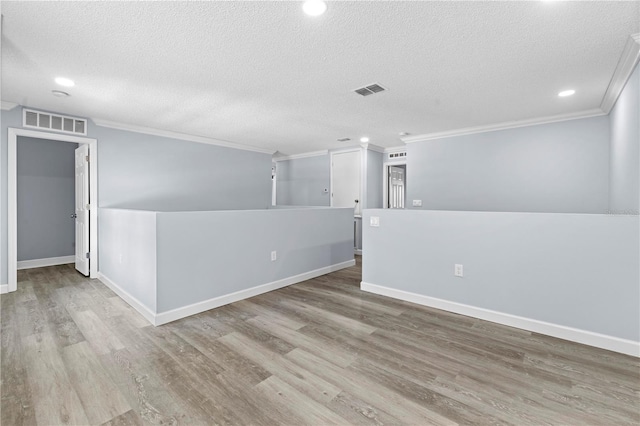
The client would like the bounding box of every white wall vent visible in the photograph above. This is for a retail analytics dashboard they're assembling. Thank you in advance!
[22,108,88,136]
[388,152,407,160]
[354,83,387,97]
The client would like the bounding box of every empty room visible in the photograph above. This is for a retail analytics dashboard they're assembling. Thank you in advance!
[1,1,639,425]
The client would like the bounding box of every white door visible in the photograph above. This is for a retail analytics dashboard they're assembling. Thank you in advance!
[75,145,90,276]
[332,150,361,215]
[388,166,406,209]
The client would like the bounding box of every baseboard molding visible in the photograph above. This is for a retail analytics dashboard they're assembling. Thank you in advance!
[17,255,75,270]
[155,259,356,326]
[0,284,8,294]
[361,282,640,358]
[97,273,156,325]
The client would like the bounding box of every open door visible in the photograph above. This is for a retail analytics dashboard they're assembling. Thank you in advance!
[75,145,90,276]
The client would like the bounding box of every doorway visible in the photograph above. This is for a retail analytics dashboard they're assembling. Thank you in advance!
[383,162,407,209]
[6,128,98,293]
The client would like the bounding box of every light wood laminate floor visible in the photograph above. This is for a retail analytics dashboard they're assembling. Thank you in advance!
[2,257,639,425]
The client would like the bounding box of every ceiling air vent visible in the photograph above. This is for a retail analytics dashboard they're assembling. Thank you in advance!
[22,108,88,136]
[354,83,387,97]
[337,137,351,142]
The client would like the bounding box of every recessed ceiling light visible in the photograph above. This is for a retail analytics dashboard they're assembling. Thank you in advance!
[302,0,327,16]
[55,77,75,87]
[360,137,369,143]
[558,89,575,97]
[52,90,70,98]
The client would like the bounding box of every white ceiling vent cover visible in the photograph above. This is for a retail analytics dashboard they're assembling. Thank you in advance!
[354,83,387,97]
[22,108,88,136]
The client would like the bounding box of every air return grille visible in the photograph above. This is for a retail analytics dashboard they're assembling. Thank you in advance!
[354,83,387,97]
[23,108,87,136]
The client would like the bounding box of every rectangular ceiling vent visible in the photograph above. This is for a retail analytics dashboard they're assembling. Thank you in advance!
[354,83,387,97]
[337,137,351,142]
[23,108,87,136]
[388,152,407,159]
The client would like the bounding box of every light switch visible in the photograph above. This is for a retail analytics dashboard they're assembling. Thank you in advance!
[370,216,380,227]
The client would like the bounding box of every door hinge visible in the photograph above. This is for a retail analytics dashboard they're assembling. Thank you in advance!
[85,155,90,162]
[86,252,91,259]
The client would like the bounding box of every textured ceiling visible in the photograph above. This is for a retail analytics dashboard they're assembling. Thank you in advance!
[1,1,638,155]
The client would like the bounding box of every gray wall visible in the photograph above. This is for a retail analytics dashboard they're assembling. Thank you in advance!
[609,65,639,214]
[99,208,157,312]
[366,150,384,209]
[275,155,330,206]
[1,105,273,283]
[94,126,272,211]
[156,207,354,312]
[17,137,77,261]
[362,209,640,342]
[406,116,611,214]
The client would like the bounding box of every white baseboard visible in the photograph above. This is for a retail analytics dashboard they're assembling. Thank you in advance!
[97,273,156,326]
[99,259,355,327]
[0,284,8,294]
[155,259,356,325]
[361,282,640,358]
[17,255,75,270]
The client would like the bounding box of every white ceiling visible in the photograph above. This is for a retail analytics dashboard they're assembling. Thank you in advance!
[1,1,638,155]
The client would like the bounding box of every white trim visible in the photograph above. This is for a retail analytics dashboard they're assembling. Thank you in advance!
[273,150,328,162]
[354,249,363,255]
[361,282,640,357]
[99,260,355,326]
[401,108,605,144]
[8,128,99,293]
[17,255,75,270]
[600,33,640,114]
[383,146,407,154]
[1,101,18,111]
[93,117,275,155]
[329,146,362,155]
[0,285,8,294]
[97,273,156,325]
[360,143,385,153]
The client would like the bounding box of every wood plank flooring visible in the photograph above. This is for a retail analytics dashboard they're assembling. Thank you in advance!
[2,257,639,425]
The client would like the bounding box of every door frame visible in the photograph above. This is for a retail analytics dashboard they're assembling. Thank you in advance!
[7,128,98,293]
[383,160,407,209]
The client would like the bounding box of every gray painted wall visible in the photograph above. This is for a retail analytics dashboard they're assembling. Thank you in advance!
[362,209,640,342]
[156,207,354,312]
[609,65,639,214]
[17,137,77,261]
[275,155,330,206]
[94,125,272,211]
[1,105,273,283]
[366,150,384,209]
[99,208,157,312]
[406,116,611,214]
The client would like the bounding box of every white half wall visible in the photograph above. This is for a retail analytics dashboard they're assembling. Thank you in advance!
[361,209,640,356]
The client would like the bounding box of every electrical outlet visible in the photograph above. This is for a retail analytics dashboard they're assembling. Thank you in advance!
[370,216,380,227]
[271,251,277,261]
[454,264,463,277]
[412,200,422,207]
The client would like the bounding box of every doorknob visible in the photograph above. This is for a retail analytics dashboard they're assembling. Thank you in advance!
[70,213,77,219]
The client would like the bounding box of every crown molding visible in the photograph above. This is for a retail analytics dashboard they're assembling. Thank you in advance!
[384,146,407,154]
[272,150,329,162]
[600,33,640,114]
[359,143,385,153]
[402,108,605,144]
[92,118,275,155]
[1,101,18,111]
